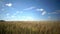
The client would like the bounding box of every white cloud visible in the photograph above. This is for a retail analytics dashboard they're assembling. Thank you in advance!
[16,11,20,13]
[5,3,12,7]
[36,8,47,16]
[42,11,46,15]
[6,13,10,16]
[55,10,60,12]
[1,9,5,11]
[22,16,25,18]
[27,16,33,20]
[20,11,23,13]
[36,8,44,11]
[48,12,58,14]
[23,6,35,10]
[48,10,60,14]
[16,11,23,14]
[21,16,34,21]
[26,16,34,21]
[13,13,17,16]
[48,16,51,19]
[11,15,15,18]
[55,10,60,13]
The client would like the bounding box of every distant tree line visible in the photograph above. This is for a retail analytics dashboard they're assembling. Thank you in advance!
[0,20,5,22]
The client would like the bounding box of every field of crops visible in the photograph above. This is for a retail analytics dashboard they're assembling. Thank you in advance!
[0,21,60,34]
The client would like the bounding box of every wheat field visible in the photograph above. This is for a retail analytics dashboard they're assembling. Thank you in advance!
[0,21,60,34]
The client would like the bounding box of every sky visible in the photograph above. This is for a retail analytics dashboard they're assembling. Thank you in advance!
[0,0,60,21]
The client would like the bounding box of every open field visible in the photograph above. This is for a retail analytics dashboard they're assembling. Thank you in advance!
[0,21,60,34]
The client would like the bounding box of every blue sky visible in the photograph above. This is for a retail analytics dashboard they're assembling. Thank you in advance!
[0,0,60,21]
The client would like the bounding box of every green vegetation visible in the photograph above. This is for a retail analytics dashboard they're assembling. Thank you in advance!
[0,21,60,34]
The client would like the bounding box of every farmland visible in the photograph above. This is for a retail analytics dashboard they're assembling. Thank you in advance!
[0,21,60,34]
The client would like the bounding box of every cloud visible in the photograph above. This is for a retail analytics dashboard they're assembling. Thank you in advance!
[22,16,25,18]
[42,11,46,15]
[1,9,5,11]
[6,13,10,16]
[16,11,20,13]
[56,10,60,12]
[55,10,60,13]
[16,11,23,14]
[5,3,12,7]
[36,8,44,11]
[11,15,15,18]
[27,16,33,20]
[48,12,58,14]
[48,11,60,14]
[22,16,34,21]
[23,6,35,10]
[20,11,23,13]
[48,10,60,14]
[48,16,51,19]
[36,8,47,16]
